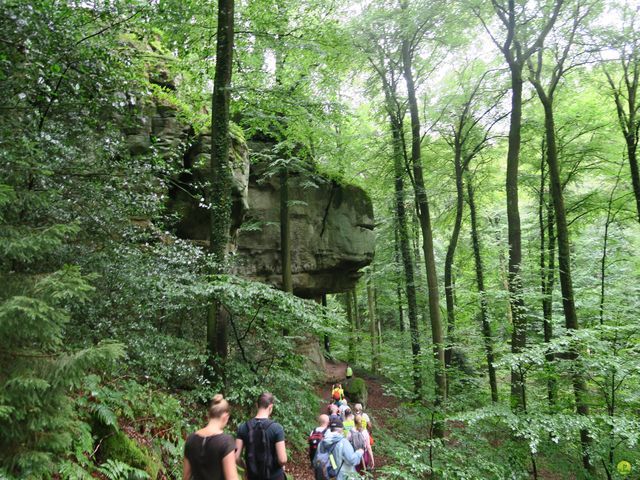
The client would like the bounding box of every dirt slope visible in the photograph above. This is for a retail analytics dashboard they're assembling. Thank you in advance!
[285,361,399,480]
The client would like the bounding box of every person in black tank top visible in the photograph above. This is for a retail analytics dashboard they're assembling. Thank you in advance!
[183,394,238,480]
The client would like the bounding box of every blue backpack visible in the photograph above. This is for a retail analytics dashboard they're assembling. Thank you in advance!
[313,440,343,480]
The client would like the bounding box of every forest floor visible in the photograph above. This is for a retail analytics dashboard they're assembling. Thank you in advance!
[286,360,399,480]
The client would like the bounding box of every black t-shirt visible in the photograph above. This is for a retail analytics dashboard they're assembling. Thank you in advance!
[237,418,285,480]
[184,432,236,480]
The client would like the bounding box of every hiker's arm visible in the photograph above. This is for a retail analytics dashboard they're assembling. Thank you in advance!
[275,440,287,466]
[222,450,239,480]
[182,457,192,480]
[343,439,363,465]
[235,438,243,463]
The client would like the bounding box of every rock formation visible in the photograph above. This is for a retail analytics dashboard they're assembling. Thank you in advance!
[235,148,375,298]
[123,79,374,298]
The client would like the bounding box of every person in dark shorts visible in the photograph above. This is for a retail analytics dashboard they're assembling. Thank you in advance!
[183,394,238,480]
[235,392,287,480]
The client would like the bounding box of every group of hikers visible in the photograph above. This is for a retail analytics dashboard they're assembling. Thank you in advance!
[183,366,374,480]
[309,382,375,478]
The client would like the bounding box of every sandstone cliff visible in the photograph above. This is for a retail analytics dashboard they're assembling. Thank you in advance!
[123,79,375,297]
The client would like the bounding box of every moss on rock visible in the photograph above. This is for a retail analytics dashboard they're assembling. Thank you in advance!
[101,430,161,479]
[344,377,368,406]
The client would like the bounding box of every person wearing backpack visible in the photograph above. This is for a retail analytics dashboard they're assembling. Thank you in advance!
[331,384,344,404]
[338,401,350,420]
[236,392,287,480]
[308,414,329,463]
[313,418,363,480]
[352,404,370,432]
[342,410,355,438]
[348,415,374,473]
[353,404,373,448]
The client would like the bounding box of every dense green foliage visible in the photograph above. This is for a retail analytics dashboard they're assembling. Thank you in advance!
[2,0,640,479]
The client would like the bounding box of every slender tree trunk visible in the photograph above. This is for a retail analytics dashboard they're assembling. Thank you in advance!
[353,288,361,331]
[538,93,593,472]
[394,226,406,332]
[505,66,527,411]
[346,291,356,365]
[280,167,292,293]
[401,25,446,417]
[322,294,330,353]
[207,0,235,383]
[625,136,640,223]
[444,146,464,371]
[412,209,425,299]
[371,47,422,395]
[538,154,557,407]
[390,114,423,396]
[600,165,622,326]
[466,178,498,403]
[367,273,379,373]
[606,67,639,222]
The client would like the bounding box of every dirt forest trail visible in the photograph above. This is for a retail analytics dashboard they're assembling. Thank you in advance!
[286,361,401,480]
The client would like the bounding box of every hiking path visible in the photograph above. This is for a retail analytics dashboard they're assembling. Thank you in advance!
[286,361,400,480]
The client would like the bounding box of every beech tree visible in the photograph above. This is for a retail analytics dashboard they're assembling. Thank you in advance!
[477,0,565,411]
[207,0,235,380]
[400,0,447,420]
[602,3,640,223]
[526,0,596,470]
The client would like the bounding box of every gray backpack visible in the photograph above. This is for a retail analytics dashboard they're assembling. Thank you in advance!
[349,430,367,451]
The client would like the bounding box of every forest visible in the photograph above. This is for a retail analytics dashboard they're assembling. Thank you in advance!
[1,0,640,479]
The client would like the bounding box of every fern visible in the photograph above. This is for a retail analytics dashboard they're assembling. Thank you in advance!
[98,459,150,480]
[0,268,124,476]
[58,461,93,480]
[91,403,119,430]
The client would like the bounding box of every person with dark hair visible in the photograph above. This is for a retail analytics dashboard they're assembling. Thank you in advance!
[235,392,287,480]
[183,394,238,480]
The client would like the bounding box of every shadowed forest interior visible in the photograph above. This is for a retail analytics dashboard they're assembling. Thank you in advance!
[2,0,640,478]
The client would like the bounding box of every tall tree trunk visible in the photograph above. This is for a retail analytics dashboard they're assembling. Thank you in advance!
[280,167,292,293]
[207,0,235,383]
[401,23,446,417]
[490,0,563,411]
[466,178,498,403]
[322,294,330,353]
[390,114,423,395]
[505,66,527,411]
[607,66,640,222]
[353,288,361,331]
[412,208,425,299]
[394,226,406,332]
[537,92,593,472]
[367,272,379,373]
[370,47,422,396]
[600,164,622,326]
[624,136,640,223]
[444,146,464,371]
[346,291,356,365]
[538,153,557,407]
